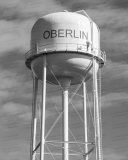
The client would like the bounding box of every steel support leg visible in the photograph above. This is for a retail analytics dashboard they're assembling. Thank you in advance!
[59,78,71,160]
[40,55,46,160]
[30,74,38,160]
[83,82,88,160]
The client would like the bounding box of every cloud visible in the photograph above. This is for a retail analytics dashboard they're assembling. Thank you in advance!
[0,19,33,54]
[103,148,127,160]
[1,98,56,123]
[102,59,128,85]
[56,0,128,10]
[86,6,128,31]
[0,69,20,90]
[0,66,33,105]
[0,68,22,104]
[102,92,128,108]
[1,102,31,118]
[0,0,66,20]
[0,62,34,105]
[1,138,30,160]
[0,90,10,101]
[0,0,66,55]
[108,0,128,9]
[55,0,103,10]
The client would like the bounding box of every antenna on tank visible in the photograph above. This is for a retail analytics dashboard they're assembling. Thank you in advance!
[25,10,106,160]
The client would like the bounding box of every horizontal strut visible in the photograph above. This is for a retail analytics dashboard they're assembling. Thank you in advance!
[45,141,95,145]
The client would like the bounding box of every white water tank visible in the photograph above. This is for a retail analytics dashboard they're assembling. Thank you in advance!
[25,11,105,85]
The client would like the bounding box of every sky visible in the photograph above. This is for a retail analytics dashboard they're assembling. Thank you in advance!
[0,0,128,160]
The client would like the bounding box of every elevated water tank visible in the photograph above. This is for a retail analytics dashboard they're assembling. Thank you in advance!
[25,11,105,85]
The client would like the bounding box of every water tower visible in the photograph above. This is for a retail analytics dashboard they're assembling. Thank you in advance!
[25,10,106,160]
